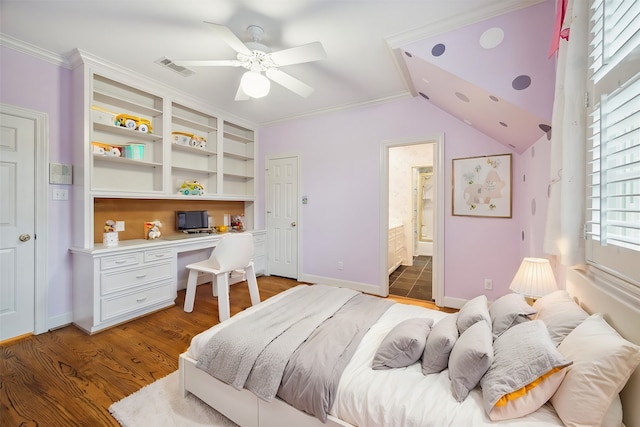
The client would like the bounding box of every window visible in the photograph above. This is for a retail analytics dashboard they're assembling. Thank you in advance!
[586,0,640,286]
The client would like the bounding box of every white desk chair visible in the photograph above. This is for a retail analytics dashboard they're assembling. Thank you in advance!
[183,233,260,322]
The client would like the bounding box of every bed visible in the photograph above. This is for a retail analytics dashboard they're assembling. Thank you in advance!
[178,268,640,427]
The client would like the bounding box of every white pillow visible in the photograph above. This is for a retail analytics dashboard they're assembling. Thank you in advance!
[533,290,588,346]
[551,313,640,427]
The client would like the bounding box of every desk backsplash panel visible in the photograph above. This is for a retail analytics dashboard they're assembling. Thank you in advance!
[94,198,245,243]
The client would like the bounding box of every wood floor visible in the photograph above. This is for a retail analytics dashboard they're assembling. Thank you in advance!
[1,276,452,426]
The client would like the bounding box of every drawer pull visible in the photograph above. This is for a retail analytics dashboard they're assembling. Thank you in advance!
[154,254,164,258]
[115,260,127,264]
[135,274,147,279]
[136,296,147,303]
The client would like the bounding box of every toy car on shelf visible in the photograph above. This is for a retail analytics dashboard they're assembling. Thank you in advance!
[178,180,205,196]
[114,113,153,133]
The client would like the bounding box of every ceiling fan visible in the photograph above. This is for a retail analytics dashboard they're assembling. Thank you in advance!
[173,23,327,100]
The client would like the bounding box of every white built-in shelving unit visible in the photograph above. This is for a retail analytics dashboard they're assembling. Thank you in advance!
[69,49,257,249]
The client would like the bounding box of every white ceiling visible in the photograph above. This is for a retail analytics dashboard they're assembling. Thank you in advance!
[0,0,553,149]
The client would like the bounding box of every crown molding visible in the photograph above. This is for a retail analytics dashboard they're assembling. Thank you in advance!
[385,0,546,48]
[0,33,69,68]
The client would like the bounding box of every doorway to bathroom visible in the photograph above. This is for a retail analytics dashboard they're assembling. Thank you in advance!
[385,140,439,302]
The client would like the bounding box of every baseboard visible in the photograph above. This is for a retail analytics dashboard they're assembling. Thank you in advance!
[297,274,385,296]
[47,312,73,332]
[442,295,467,310]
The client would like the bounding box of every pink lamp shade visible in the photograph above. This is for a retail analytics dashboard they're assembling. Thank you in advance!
[509,257,558,298]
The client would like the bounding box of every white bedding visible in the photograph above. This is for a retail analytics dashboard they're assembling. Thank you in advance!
[187,286,565,427]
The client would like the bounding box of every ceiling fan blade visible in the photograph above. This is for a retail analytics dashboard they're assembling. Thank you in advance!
[204,21,252,55]
[172,59,241,67]
[235,84,250,101]
[269,41,327,66]
[265,68,314,98]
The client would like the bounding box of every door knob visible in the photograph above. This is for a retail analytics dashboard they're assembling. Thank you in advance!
[19,233,31,242]
[291,222,297,227]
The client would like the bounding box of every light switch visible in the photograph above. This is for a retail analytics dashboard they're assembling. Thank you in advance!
[52,189,68,200]
[115,221,125,232]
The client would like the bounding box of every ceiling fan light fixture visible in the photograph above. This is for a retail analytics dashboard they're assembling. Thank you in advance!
[241,70,270,98]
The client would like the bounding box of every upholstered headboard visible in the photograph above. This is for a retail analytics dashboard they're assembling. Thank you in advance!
[566,268,640,427]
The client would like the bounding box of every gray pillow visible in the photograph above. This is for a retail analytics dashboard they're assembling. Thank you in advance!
[372,317,433,370]
[457,295,491,335]
[422,313,459,374]
[533,290,588,346]
[489,293,537,340]
[448,320,493,402]
[480,320,572,420]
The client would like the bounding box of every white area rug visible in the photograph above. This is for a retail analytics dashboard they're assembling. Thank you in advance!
[109,371,238,427]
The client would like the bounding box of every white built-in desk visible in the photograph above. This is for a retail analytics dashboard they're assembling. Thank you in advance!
[70,230,265,334]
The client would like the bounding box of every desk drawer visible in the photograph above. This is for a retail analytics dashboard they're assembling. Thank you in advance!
[101,252,142,270]
[144,248,173,263]
[101,262,172,294]
[101,282,173,321]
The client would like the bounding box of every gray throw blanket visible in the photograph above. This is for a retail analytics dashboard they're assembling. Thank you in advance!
[277,293,393,422]
[196,285,358,399]
[196,284,393,422]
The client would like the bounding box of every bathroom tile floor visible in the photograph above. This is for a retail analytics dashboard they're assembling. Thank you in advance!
[389,255,433,301]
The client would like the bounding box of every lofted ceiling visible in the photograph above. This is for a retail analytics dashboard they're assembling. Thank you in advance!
[0,0,555,151]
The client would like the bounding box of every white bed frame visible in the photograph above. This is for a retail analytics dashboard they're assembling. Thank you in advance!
[178,353,353,427]
[178,268,640,427]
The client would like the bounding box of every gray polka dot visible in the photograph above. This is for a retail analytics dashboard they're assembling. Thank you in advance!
[512,75,531,90]
[548,184,551,198]
[455,92,469,102]
[419,92,430,100]
[404,51,413,58]
[500,122,508,127]
[489,95,499,102]
[523,174,526,182]
[539,124,552,140]
[432,44,446,56]
[531,198,536,215]
[522,231,525,241]
[531,146,535,157]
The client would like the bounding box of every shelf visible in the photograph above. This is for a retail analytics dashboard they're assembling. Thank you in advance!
[223,172,254,179]
[172,165,216,175]
[94,122,162,141]
[93,90,162,118]
[93,154,162,168]
[223,151,253,161]
[172,115,217,133]
[172,143,216,156]
[223,131,254,144]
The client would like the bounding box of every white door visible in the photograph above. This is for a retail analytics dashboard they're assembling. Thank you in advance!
[0,111,36,340]
[266,155,299,278]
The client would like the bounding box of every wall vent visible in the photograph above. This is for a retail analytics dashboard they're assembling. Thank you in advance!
[155,57,195,77]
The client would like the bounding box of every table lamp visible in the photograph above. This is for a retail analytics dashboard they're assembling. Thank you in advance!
[509,257,558,301]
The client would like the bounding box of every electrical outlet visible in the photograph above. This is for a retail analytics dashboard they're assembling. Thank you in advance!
[115,221,125,232]
[337,261,344,270]
[484,279,493,290]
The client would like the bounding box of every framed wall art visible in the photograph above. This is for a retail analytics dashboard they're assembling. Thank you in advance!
[452,153,512,218]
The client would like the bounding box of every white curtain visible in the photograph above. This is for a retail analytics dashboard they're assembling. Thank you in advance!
[543,0,589,266]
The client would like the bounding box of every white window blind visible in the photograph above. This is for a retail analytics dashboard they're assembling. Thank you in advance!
[586,0,640,286]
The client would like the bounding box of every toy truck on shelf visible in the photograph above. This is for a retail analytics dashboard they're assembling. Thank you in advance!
[114,113,153,133]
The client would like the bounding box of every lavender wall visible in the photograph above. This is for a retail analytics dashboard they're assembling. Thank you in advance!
[1,46,74,326]
[0,43,554,327]
[258,97,526,300]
